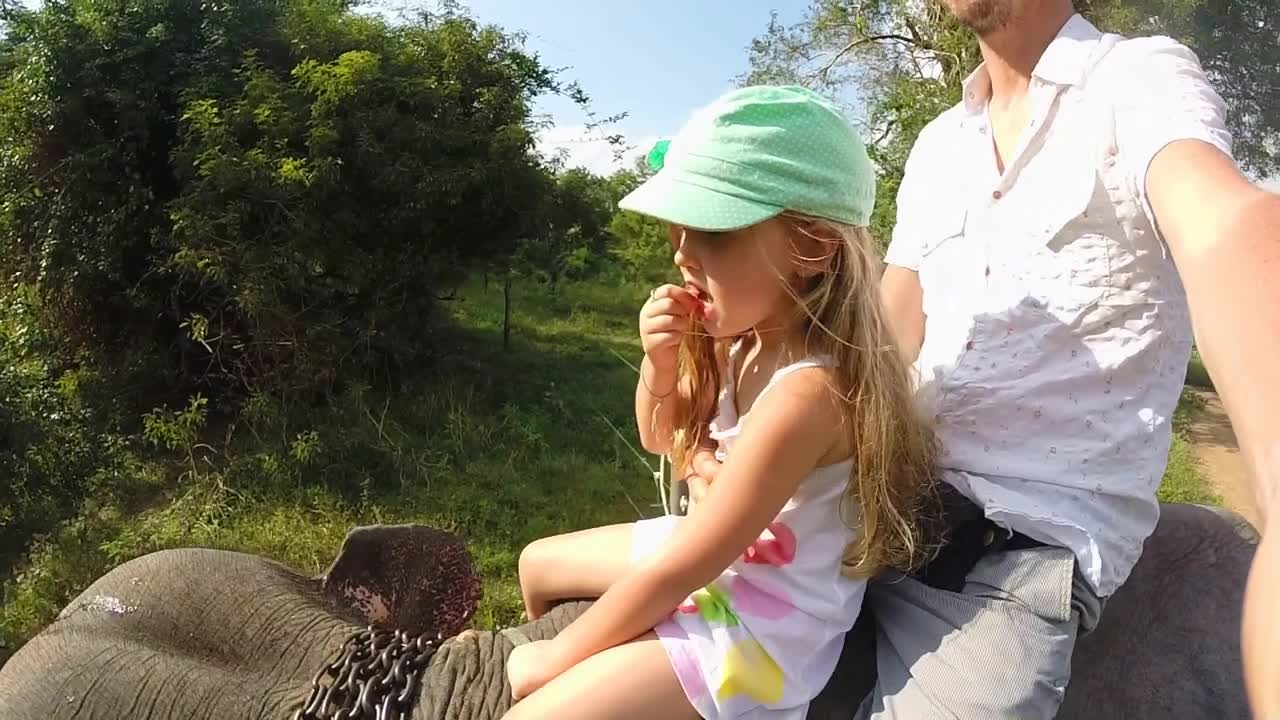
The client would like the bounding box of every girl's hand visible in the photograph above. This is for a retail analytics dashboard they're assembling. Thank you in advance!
[685,445,723,515]
[639,284,701,371]
[507,640,555,702]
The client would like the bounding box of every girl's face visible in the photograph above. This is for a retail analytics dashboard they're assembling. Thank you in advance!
[669,217,808,339]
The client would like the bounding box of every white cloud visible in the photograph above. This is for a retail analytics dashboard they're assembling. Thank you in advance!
[536,125,658,176]
[532,91,737,176]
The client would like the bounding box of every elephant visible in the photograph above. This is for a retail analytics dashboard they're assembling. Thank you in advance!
[0,502,1256,720]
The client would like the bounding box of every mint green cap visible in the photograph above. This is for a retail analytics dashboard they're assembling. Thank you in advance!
[618,85,875,231]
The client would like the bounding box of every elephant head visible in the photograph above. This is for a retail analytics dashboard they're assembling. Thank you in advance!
[0,523,507,720]
[319,524,483,638]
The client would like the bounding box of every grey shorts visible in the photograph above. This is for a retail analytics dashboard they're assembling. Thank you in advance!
[852,544,1105,720]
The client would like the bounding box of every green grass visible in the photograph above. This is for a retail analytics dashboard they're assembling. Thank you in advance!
[1,276,666,663]
[1157,387,1221,506]
[0,274,1224,666]
[1185,347,1216,391]
[1158,346,1219,505]
[1157,434,1220,505]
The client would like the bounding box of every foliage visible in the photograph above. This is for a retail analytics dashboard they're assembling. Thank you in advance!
[0,0,560,407]
[744,0,1279,248]
[1184,347,1215,390]
[1,275,654,665]
[604,161,676,285]
[0,290,141,566]
[514,168,619,286]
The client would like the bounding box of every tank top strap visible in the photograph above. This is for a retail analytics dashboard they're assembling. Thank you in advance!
[754,354,835,406]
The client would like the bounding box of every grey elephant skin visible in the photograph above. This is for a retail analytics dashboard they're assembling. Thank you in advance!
[0,503,1256,719]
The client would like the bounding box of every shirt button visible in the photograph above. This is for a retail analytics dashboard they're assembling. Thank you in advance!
[992,190,1003,200]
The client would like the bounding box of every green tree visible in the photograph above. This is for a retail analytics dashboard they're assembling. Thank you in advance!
[517,168,618,287]
[606,164,673,285]
[0,0,563,405]
[744,0,1279,247]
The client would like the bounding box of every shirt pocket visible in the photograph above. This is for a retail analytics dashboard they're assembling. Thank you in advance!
[1017,158,1144,314]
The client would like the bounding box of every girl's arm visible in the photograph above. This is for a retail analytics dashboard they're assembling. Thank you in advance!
[634,352,680,455]
[546,367,844,678]
[634,284,700,454]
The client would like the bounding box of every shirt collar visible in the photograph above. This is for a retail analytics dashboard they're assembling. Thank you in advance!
[961,13,1104,114]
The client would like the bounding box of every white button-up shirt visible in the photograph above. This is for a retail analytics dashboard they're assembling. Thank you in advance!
[885,14,1233,596]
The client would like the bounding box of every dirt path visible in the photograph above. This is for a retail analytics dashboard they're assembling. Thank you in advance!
[1183,388,1261,529]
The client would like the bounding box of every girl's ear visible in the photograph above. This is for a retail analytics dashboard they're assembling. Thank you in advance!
[789,219,840,278]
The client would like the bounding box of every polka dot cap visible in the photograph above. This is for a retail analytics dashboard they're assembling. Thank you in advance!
[618,85,876,232]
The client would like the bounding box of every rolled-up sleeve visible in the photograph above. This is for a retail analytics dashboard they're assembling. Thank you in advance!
[1110,37,1234,228]
[883,139,932,271]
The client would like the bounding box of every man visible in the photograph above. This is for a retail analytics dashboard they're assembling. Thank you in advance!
[689,1,1280,717]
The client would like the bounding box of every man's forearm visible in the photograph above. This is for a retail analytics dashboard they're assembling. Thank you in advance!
[1179,188,1280,525]
[880,265,926,364]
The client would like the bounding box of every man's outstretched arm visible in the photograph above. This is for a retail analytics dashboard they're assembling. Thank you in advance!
[1150,143,1280,524]
[1148,138,1280,719]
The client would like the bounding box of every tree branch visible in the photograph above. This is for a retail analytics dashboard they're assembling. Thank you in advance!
[809,33,930,85]
[903,17,928,48]
[873,118,897,147]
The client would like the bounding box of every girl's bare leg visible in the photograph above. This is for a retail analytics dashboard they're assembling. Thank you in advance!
[502,632,699,720]
[518,523,635,620]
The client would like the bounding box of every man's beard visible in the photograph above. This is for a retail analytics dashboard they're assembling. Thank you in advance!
[953,0,1014,36]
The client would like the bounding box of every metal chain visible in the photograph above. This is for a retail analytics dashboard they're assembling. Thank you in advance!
[294,626,442,720]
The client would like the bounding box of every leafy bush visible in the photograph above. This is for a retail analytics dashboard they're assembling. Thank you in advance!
[605,169,675,285]
[0,0,559,407]
[0,291,138,565]
[513,168,619,286]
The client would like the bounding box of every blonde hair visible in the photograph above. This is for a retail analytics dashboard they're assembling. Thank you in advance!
[669,214,939,578]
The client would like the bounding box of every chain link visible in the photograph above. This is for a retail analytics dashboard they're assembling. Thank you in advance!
[294,626,442,720]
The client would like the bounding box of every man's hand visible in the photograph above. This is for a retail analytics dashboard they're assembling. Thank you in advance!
[685,446,723,514]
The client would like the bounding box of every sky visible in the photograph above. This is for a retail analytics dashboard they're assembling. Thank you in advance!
[450,2,1280,189]
[453,0,805,175]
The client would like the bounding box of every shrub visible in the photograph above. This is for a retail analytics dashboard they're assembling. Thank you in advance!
[0,0,559,407]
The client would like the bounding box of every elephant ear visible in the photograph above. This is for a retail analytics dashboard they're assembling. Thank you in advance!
[321,524,482,638]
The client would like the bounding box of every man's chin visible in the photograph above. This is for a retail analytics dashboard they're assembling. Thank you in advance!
[947,0,1012,36]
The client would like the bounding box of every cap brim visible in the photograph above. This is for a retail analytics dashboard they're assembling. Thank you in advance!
[618,173,782,232]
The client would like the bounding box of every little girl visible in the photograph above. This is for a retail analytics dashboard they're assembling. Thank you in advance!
[503,85,937,720]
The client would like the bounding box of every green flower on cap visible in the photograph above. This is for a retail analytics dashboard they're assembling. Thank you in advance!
[646,139,672,171]
[620,85,875,232]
